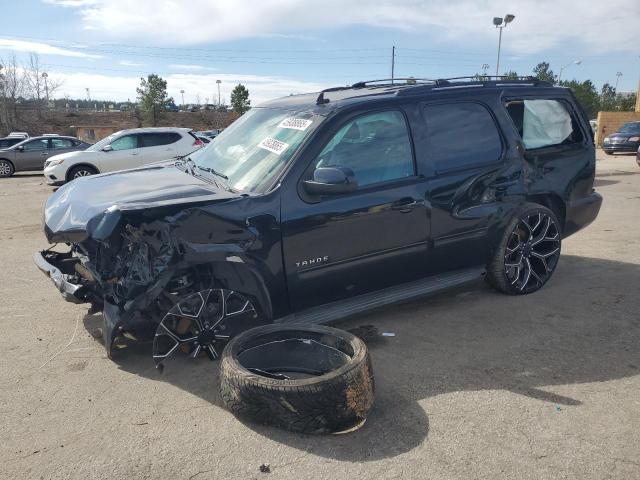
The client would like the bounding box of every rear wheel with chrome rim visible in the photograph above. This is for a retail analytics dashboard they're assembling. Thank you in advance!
[0,159,14,177]
[487,203,561,295]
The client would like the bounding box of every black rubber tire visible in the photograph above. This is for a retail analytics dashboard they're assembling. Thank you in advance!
[604,151,614,155]
[67,164,98,181]
[0,159,15,178]
[220,324,375,434]
[486,202,561,295]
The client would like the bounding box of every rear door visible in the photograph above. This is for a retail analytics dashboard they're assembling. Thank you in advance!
[420,99,509,273]
[50,137,77,156]
[138,132,183,164]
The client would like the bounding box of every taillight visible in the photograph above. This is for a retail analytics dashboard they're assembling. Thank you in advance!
[193,138,203,147]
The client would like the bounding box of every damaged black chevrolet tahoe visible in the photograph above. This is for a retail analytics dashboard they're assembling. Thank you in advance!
[35,77,602,364]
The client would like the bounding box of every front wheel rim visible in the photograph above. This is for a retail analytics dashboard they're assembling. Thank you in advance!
[152,288,257,366]
[504,212,560,292]
[0,162,12,176]
[73,169,93,178]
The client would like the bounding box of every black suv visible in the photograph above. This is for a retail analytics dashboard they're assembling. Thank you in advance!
[35,77,602,362]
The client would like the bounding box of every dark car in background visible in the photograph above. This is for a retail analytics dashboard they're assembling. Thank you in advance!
[602,121,640,154]
[0,136,25,149]
[0,135,91,177]
[35,77,601,362]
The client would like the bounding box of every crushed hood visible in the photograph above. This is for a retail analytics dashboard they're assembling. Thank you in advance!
[44,164,241,243]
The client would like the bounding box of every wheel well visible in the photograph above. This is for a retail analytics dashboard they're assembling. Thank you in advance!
[525,194,566,230]
[66,163,99,181]
[0,158,14,167]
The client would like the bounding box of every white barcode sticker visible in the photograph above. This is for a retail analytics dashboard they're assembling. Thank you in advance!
[257,137,289,155]
[278,118,313,131]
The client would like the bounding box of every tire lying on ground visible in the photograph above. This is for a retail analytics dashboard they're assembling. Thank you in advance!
[220,324,374,434]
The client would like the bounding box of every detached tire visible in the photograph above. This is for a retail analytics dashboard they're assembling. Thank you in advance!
[220,324,374,434]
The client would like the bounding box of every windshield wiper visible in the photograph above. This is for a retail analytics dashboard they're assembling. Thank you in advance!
[196,165,228,180]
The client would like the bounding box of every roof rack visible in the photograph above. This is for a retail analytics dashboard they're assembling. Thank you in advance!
[315,75,553,104]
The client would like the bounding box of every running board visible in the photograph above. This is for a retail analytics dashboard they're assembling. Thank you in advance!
[277,267,485,326]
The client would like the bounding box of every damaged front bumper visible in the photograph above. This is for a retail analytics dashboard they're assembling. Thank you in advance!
[34,250,89,304]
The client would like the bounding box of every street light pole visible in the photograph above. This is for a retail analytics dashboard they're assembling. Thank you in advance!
[216,79,221,106]
[493,14,515,77]
[42,72,49,107]
[180,89,185,108]
[558,60,582,82]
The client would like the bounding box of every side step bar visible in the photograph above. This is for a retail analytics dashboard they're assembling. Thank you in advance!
[277,267,485,326]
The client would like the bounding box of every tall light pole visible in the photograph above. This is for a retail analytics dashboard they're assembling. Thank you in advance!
[41,71,49,107]
[557,60,582,82]
[180,89,185,108]
[614,71,623,92]
[493,14,515,77]
[216,79,221,106]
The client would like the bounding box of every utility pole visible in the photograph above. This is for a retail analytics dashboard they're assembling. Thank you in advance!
[85,87,91,102]
[180,89,185,108]
[216,79,221,105]
[391,46,395,84]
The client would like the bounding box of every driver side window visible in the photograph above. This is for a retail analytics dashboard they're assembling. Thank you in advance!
[23,139,48,151]
[110,134,138,151]
[314,110,414,188]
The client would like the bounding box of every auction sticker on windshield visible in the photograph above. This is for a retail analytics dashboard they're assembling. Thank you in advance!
[258,137,289,155]
[278,118,313,131]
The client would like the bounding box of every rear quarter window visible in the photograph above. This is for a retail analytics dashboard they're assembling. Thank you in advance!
[423,102,503,173]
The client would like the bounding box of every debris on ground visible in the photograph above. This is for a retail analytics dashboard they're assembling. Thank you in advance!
[259,463,271,473]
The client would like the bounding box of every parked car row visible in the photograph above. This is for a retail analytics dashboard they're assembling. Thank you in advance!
[0,128,206,182]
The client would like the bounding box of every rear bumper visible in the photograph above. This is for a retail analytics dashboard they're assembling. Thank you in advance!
[602,142,639,153]
[563,192,603,238]
[33,251,87,304]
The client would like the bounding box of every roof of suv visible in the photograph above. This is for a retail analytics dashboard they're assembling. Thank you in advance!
[260,76,562,115]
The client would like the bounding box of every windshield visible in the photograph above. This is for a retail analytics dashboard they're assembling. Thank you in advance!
[86,132,123,151]
[619,122,640,134]
[187,108,321,192]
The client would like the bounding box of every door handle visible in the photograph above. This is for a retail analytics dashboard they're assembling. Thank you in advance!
[391,197,420,213]
[41,152,49,156]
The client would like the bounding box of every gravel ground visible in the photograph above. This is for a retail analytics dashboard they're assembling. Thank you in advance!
[1,151,638,480]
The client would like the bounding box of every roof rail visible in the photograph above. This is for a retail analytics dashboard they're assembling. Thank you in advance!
[350,78,436,88]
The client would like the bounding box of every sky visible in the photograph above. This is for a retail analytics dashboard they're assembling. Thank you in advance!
[1,0,638,105]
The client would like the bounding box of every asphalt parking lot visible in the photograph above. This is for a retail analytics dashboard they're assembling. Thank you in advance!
[1,151,639,480]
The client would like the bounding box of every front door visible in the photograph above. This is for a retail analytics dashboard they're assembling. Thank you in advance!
[281,109,430,312]
[98,133,142,172]
[19,138,50,170]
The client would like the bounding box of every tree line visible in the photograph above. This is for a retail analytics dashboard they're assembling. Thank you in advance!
[480,62,636,118]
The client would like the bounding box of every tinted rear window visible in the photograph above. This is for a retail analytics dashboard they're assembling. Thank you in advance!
[140,132,182,147]
[424,102,503,173]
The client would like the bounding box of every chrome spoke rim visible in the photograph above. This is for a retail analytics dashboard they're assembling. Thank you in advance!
[153,288,257,366]
[504,211,561,292]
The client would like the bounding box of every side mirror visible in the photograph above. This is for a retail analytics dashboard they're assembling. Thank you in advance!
[303,166,358,195]
[102,145,113,152]
[16,145,24,152]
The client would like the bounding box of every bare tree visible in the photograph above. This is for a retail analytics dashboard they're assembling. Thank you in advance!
[0,54,25,131]
[23,53,62,113]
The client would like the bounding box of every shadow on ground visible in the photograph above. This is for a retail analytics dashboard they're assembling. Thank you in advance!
[83,255,640,462]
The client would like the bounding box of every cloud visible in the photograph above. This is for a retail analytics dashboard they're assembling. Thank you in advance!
[0,38,101,58]
[119,60,145,67]
[46,0,639,54]
[50,69,325,104]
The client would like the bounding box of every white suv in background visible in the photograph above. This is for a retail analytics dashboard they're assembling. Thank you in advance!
[43,127,204,185]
